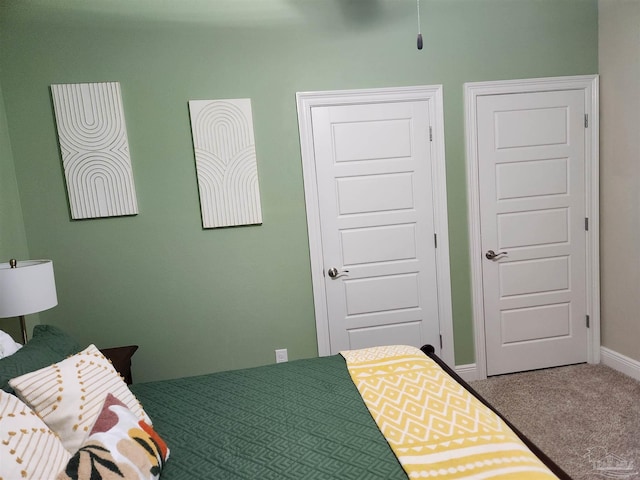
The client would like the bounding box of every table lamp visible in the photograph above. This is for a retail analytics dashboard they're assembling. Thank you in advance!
[0,259,58,344]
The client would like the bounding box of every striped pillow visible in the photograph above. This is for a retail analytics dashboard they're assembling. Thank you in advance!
[9,344,149,454]
[0,390,70,479]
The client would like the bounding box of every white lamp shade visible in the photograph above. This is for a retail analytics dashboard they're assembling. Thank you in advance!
[0,260,58,318]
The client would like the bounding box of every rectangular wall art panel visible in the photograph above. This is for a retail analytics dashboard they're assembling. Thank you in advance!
[188,99,263,228]
[51,82,138,219]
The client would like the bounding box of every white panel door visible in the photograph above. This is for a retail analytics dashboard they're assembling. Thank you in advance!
[311,100,441,353]
[477,89,588,375]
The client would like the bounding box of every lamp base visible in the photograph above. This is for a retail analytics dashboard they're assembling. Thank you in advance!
[19,315,27,345]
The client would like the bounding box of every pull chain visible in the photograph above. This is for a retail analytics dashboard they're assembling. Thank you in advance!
[416,0,423,50]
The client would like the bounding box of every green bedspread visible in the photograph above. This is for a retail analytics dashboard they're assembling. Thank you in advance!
[130,355,407,479]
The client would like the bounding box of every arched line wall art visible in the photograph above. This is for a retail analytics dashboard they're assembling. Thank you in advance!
[51,82,139,219]
[188,99,263,229]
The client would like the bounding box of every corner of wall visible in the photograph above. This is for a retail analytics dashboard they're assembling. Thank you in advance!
[0,80,33,341]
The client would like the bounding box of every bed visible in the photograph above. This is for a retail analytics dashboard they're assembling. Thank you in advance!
[0,326,571,480]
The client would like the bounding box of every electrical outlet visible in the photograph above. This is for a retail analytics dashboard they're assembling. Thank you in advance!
[275,348,288,363]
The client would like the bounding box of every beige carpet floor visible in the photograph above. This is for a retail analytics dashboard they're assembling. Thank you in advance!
[470,363,640,479]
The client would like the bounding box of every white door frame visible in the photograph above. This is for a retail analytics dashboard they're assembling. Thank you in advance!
[297,85,454,366]
[464,75,600,379]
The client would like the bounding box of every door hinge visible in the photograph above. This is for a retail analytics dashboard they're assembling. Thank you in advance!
[585,217,589,231]
[434,233,438,248]
[586,315,590,328]
[584,114,588,128]
[439,334,443,349]
[429,126,433,142]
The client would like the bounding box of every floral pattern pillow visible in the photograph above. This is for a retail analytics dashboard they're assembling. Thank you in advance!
[57,393,169,480]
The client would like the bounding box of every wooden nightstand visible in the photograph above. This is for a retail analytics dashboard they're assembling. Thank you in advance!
[100,345,138,385]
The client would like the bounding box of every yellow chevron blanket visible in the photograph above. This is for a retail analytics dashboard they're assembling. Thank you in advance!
[341,345,559,479]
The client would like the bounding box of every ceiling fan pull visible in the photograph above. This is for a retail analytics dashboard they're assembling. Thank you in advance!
[416,0,423,50]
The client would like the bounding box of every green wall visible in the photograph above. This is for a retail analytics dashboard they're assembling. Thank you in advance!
[0,0,598,382]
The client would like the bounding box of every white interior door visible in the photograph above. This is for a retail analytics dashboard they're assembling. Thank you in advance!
[473,84,594,376]
[297,86,453,363]
[312,101,440,353]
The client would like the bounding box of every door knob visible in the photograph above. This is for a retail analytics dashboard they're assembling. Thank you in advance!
[327,267,349,279]
[485,250,508,260]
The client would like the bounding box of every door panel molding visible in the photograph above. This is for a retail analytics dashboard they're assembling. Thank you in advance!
[464,75,600,379]
[297,85,454,366]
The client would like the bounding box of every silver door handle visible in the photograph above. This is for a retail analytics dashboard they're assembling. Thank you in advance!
[327,267,349,279]
[485,250,508,260]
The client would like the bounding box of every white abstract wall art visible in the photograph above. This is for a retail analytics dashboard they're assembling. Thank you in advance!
[51,82,138,220]
[188,99,263,228]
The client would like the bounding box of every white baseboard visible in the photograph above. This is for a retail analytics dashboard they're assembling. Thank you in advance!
[455,363,478,383]
[455,348,640,383]
[600,347,640,381]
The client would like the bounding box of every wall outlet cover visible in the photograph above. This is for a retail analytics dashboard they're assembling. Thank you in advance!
[275,348,288,363]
